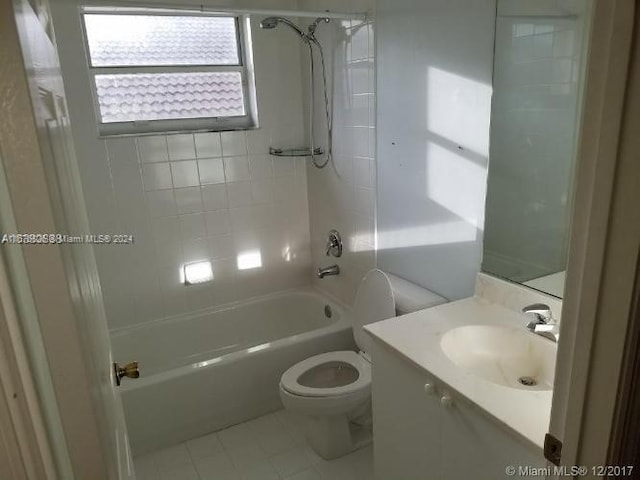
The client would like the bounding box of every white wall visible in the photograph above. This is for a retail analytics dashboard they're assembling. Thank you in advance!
[298,0,377,305]
[376,0,496,301]
[49,1,312,330]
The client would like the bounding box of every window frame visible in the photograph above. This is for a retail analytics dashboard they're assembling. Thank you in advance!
[80,8,259,137]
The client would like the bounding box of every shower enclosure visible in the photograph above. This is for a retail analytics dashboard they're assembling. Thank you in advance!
[46,0,375,475]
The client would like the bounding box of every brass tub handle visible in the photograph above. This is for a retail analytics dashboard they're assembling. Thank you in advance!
[114,361,140,386]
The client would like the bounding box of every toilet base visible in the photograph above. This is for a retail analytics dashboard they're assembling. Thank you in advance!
[304,413,373,460]
[278,362,373,460]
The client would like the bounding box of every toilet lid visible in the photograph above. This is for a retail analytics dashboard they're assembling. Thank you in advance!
[280,351,371,398]
[353,269,396,354]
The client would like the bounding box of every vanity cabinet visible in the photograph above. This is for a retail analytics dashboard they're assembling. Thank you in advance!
[372,343,546,480]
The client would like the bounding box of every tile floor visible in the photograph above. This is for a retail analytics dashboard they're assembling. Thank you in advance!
[134,410,374,480]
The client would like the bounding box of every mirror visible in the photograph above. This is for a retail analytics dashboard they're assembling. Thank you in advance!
[482,0,591,298]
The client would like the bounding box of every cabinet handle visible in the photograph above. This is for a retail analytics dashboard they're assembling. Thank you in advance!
[440,394,453,408]
[424,382,436,395]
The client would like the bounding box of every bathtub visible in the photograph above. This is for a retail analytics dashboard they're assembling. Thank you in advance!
[111,288,355,455]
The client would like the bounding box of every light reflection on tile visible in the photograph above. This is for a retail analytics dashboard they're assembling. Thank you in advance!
[237,250,262,271]
[183,261,213,285]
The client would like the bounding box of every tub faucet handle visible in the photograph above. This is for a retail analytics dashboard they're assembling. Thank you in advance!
[114,361,140,386]
[325,230,342,257]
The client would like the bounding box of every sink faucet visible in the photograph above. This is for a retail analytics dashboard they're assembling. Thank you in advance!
[522,303,559,343]
[317,264,339,279]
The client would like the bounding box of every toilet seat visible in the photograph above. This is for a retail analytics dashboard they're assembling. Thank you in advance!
[277,269,447,460]
[280,351,371,398]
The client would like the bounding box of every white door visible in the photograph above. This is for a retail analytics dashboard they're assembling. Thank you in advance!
[3,0,134,478]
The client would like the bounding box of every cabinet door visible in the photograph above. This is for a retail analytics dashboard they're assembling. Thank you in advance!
[441,394,546,480]
[372,344,442,480]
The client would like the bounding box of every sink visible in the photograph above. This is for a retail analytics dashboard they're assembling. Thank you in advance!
[440,325,556,391]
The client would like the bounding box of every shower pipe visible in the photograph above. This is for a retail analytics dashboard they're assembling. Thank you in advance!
[83,2,367,20]
[260,16,334,169]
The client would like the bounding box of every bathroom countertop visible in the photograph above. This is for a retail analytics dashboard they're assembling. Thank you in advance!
[364,296,553,451]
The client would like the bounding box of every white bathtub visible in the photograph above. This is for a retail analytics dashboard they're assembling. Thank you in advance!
[111,288,354,455]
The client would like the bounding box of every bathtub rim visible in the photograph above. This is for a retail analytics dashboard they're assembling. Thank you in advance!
[110,285,350,337]
[113,286,354,391]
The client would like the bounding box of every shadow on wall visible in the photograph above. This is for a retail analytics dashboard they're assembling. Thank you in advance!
[376,6,496,301]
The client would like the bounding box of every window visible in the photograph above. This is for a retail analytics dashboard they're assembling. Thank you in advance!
[82,10,257,135]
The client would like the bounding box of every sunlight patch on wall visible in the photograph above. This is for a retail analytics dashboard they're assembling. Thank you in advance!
[426,143,487,226]
[376,220,479,252]
[183,261,214,285]
[237,250,262,270]
[426,66,492,155]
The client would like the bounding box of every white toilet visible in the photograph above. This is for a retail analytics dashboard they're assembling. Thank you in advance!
[279,269,446,459]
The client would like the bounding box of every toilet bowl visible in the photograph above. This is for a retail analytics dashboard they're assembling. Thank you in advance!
[279,269,447,459]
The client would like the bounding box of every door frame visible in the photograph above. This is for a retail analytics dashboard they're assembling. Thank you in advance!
[608,249,640,470]
[1,0,121,478]
[549,0,640,472]
[579,1,640,468]
[0,237,60,480]
[3,0,640,478]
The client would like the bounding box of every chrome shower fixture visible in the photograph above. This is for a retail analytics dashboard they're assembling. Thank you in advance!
[259,17,279,29]
[259,15,333,169]
[259,16,330,41]
[259,16,309,41]
[308,17,330,36]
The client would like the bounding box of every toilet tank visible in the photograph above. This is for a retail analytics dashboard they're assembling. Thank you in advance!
[386,273,448,315]
[352,270,396,354]
[352,270,448,355]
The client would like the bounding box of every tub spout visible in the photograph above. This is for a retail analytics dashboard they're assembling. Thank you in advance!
[317,265,340,279]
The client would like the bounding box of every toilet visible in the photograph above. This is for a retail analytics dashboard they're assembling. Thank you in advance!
[279,269,447,459]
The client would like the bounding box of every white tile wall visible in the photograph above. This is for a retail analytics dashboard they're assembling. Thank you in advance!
[198,157,226,185]
[142,163,174,191]
[299,3,377,306]
[50,7,313,329]
[98,131,311,328]
[51,0,381,326]
[134,410,373,480]
[139,136,169,163]
[170,160,200,188]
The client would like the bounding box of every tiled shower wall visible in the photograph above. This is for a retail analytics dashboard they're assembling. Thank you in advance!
[101,131,310,328]
[300,0,377,305]
[50,3,312,329]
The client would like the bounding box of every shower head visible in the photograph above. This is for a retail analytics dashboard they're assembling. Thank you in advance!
[259,16,309,40]
[308,17,330,36]
[259,17,279,29]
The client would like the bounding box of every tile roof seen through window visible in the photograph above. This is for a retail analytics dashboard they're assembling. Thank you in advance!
[84,14,240,66]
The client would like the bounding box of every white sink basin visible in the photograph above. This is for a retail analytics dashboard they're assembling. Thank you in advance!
[440,325,556,391]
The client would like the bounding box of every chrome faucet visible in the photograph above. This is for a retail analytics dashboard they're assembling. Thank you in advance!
[317,265,340,279]
[325,230,343,257]
[522,303,559,343]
